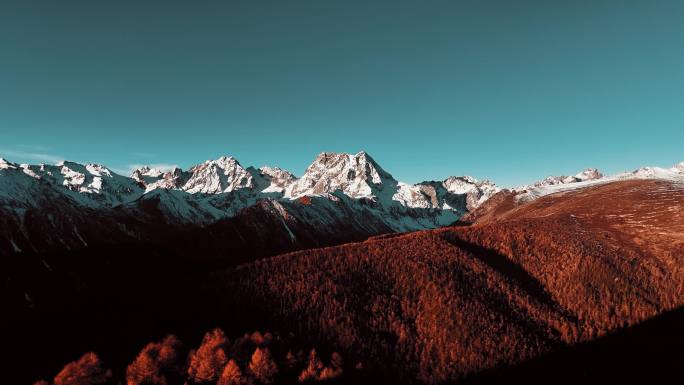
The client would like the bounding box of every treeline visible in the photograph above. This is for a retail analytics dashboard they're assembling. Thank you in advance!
[34,329,345,385]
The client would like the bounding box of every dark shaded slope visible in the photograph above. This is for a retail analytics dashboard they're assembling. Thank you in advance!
[463,304,684,385]
[1,198,397,384]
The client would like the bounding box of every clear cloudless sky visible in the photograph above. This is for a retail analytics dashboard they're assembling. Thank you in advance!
[1,0,683,186]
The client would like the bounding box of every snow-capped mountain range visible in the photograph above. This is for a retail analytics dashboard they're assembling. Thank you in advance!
[515,162,684,202]
[0,151,499,255]
[0,151,498,220]
[1,151,682,256]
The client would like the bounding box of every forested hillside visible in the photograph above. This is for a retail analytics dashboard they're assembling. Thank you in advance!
[16,179,684,384]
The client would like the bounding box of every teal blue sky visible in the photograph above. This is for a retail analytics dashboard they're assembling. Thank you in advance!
[1,0,683,186]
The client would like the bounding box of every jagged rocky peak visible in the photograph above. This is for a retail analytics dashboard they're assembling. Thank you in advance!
[132,166,164,181]
[443,175,494,193]
[0,158,18,169]
[130,157,299,195]
[16,160,144,205]
[132,166,186,191]
[533,167,604,187]
[58,161,118,182]
[55,161,116,185]
[260,166,296,181]
[257,166,297,193]
[442,176,500,211]
[286,151,396,199]
[183,155,255,194]
[87,164,117,179]
[574,168,603,181]
[628,162,684,180]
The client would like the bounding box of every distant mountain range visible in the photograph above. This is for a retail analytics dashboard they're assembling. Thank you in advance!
[1,152,682,257]
[0,151,499,256]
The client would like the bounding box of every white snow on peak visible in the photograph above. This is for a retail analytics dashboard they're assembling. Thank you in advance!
[443,176,497,195]
[574,168,603,181]
[517,168,604,191]
[182,156,255,194]
[257,166,298,193]
[132,166,164,179]
[284,151,499,213]
[675,162,684,172]
[130,159,299,196]
[439,176,500,210]
[517,162,684,202]
[620,163,684,181]
[8,151,682,238]
[132,166,185,192]
[39,161,142,205]
[285,151,395,199]
[0,158,17,170]
[3,152,500,220]
[392,182,431,209]
[85,163,114,178]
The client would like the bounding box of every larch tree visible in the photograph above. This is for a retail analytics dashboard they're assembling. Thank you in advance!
[217,359,245,385]
[53,352,111,385]
[248,347,278,384]
[297,349,323,382]
[126,335,184,385]
[188,328,230,383]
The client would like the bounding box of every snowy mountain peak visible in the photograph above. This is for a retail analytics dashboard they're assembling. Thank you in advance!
[131,166,170,189]
[674,162,684,172]
[257,166,298,193]
[85,163,114,178]
[285,151,396,199]
[531,167,604,188]
[443,176,489,193]
[0,158,17,169]
[211,155,238,166]
[182,155,254,194]
[628,163,684,180]
[139,168,187,192]
[259,166,296,179]
[132,166,164,179]
[444,175,477,186]
[442,176,500,210]
[574,168,603,181]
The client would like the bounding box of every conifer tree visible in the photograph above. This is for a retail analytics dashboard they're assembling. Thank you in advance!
[248,347,278,384]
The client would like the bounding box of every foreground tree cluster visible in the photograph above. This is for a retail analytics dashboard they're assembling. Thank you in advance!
[35,329,344,385]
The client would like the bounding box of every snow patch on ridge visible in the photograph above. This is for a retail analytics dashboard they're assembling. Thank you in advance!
[517,163,684,202]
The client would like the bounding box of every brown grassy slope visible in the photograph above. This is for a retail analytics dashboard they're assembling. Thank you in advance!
[459,180,684,335]
[213,179,684,383]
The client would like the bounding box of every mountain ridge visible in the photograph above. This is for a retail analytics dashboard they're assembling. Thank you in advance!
[2,151,683,258]
[0,151,499,256]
